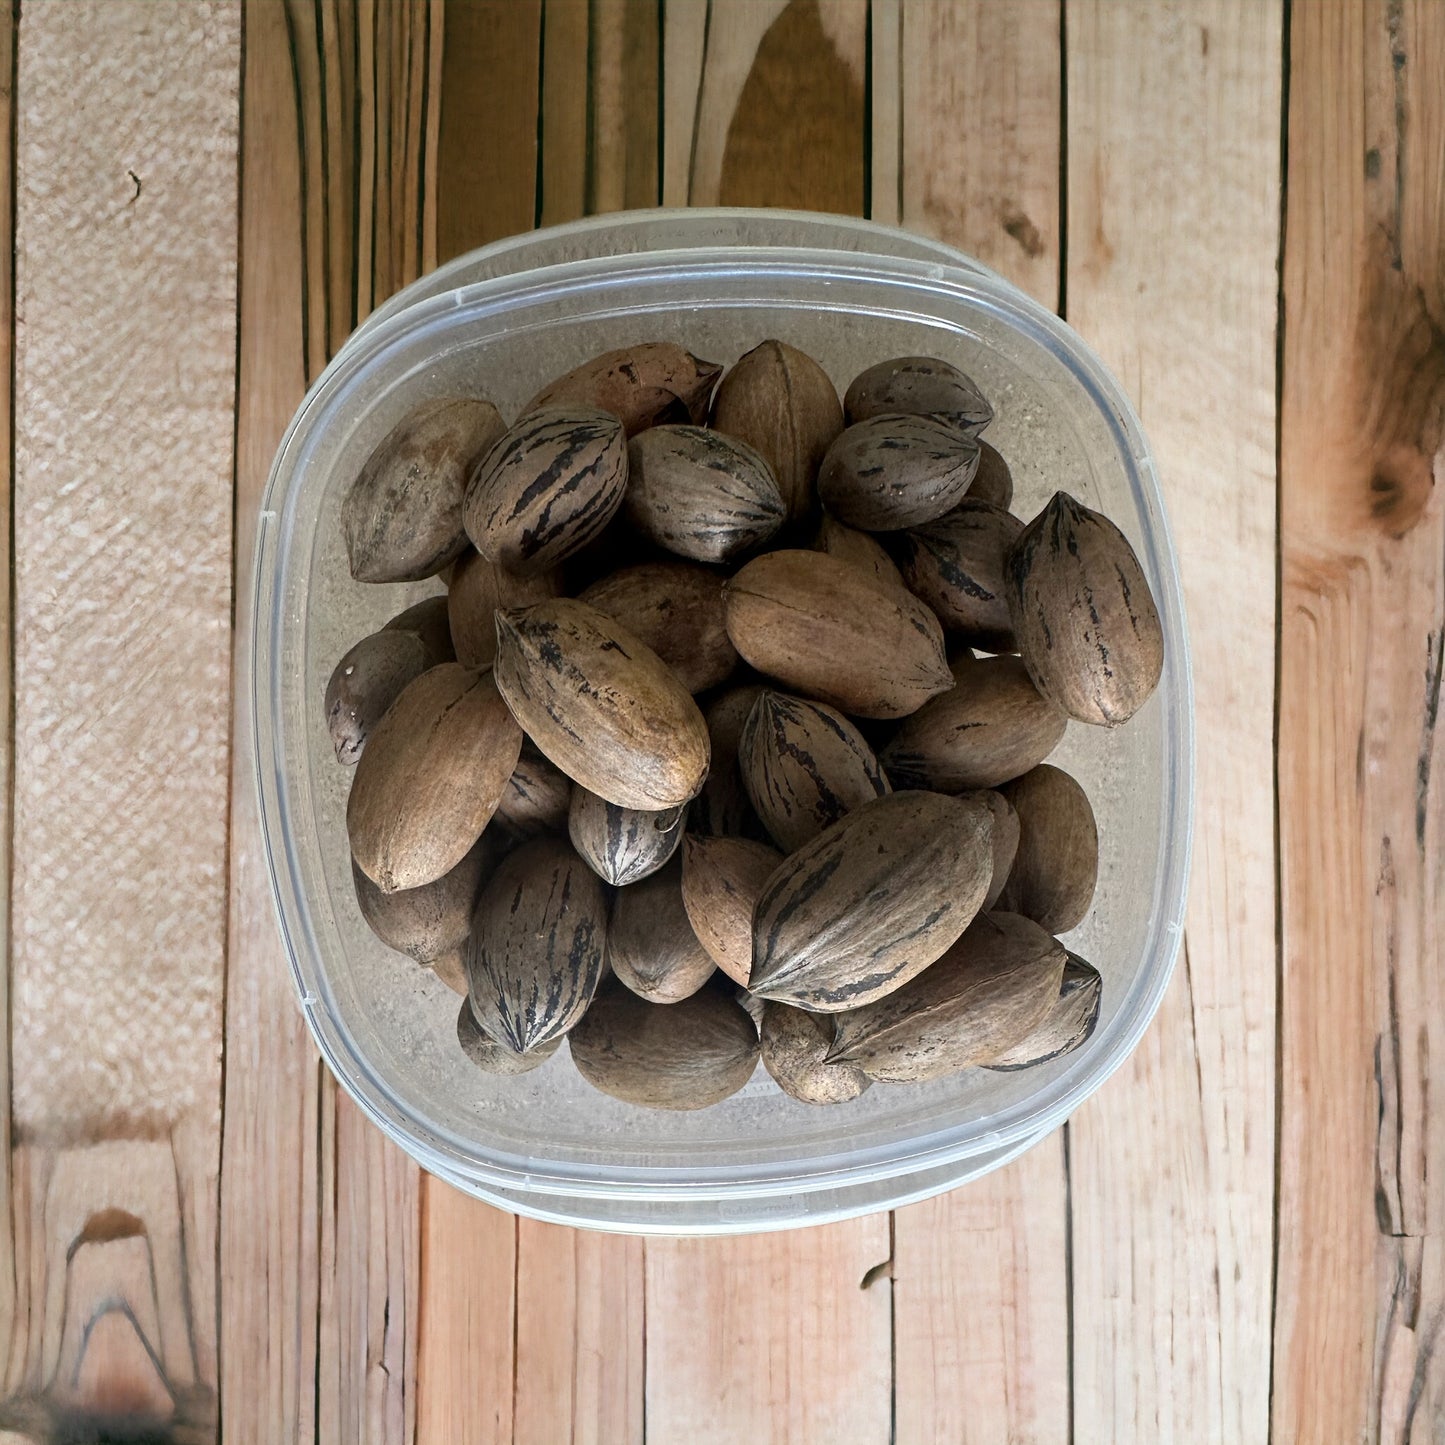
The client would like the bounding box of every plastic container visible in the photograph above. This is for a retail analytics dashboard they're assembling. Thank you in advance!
[252,209,1193,1235]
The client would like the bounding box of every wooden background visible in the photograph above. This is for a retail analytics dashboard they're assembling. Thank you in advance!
[0,0,1439,1441]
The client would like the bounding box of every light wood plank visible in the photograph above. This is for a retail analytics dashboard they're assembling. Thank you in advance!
[2,5,238,1438]
[642,14,892,1442]
[221,1,324,1434]
[412,1,542,1432]
[223,4,441,1439]
[645,1219,894,1444]
[883,8,1069,1439]
[590,0,661,212]
[1064,2,1281,1440]
[894,1160,1069,1445]
[513,1224,645,1445]
[897,0,1060,311]
[416,1183,516,1444]
[492,10,660,1432]
[660,0,708,206]
[1274,1,1445,1437]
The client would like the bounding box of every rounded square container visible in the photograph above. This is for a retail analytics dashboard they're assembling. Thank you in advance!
[253,210,1193,1234]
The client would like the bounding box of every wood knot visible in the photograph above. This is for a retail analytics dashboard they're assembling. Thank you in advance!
[1001,208,1045,259]
[1367,444,1435,538]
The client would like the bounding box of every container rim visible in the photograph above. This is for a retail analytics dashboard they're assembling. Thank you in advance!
[252,237,1194,1207]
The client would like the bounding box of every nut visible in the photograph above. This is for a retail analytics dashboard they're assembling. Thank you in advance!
[759,1002,870,1105]
[466,836,608,1053]
[523,342,722,435]
[569,980,759,1109]
[679,833,782,986]
[343,397,507,582]
[1006,490,1163,725]
[749,791,995,1011]
[723,550,952,720]
[456,998,562,1074]
[350,832,495,964]
[625,425,785,564]
[463,406,628,576]
[493,743,573,841]
[829,912,1066,1082]
[895,498,1024,651]
[880,654,1066,792]
[983,952,1102,1070]
[568,787,686,886]
[844,355,993,437]
[996,763,1098,933]
[809,512,909,594]
[738,690,890,852]
[608,857,716,1003]
[492,597,710,811]
[579,559,738,694]
[347,664,522,892]
[710,338,843,522]
[447,549,562,668]
[818,413,980,531]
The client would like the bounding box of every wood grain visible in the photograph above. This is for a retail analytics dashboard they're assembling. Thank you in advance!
[662,0,865,210]
[416,1185,516,1444]
[645,1219,894,1444]
[896,0,1060,311]
[879,5,1070,1439]
[223,4,440,1440]
[513,1224,645,1444]
[221,5,323,1436]
[640,13,895,1443]
[414,4,659,1435]
[1275,1,1445,1438]
[437,0,542,261]
[1064,2,1281,1440]
[3,5,238,1438]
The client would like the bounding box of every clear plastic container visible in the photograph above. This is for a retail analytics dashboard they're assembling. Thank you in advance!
[252,210,1193,1235]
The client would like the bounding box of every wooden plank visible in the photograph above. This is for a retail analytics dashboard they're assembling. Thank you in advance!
[659,0,707,206]
[539,0,590,225]
[223,3,441,1440]
[1064,2,1281,1440]
[644,1220,894,1444]
[415,1184,516,1444]
[513,1225,645,1445]
[881,6,1069,1439]
[590,0,660,211]
[221,3,323,1435]
[437,0,542,261]
[1274,1,1445,1437]
[897,0,1060,312]
[894,1163,1069,1444]
[2,3,239,1438]
[641,11,892,1443]
[311,2,439,1435]
[662,0,865,210]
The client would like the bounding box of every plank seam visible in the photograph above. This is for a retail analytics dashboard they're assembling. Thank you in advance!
[1266,0,1291,1438]
[0,0,17,1377]
[1057,0,1068,321]
[533,0,547,229]
[213,6,250,1425]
